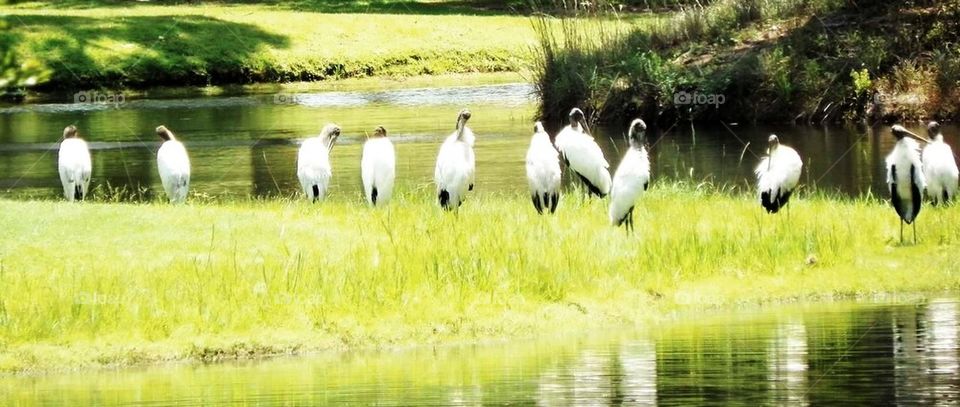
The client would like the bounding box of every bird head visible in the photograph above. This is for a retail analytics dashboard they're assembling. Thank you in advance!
[320,123,341,149]
[891,124,930,143]
[927,121,942,140]
[767,134,780,152]
[373,125,387,138]
[568,107,590,134]
[456,109,472,130]
[156,125,175,141]
[628,118,647,146]
[63,125,78,139]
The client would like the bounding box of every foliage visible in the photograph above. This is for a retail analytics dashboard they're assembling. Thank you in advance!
[534,0,960,123]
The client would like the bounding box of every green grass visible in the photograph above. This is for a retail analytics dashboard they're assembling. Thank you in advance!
[0,2,538,90]
[0,1,650,91]
[1,182,959,373]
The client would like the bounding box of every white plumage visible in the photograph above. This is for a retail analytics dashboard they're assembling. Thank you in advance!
[554,107,611,197]
[434,109,475,210]
[755,135,803,214]
[155,125,191,204]
[57,125,91,202]
[298,123,341,202]
[361,126,396,206]
[886,124,929,243]
[526,121,561,214]
[921,121,958,205]
[609,119,651,230]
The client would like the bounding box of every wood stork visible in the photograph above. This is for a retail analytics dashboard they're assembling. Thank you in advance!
[554,107,611,197]
[921,121,959,205]
[886,124,931,243]
[361,125,396,206]
[755,135,803,214]
[297,123,340,202]
[434,109,475,210]
[57,125,92,202]
[525,121,561,214]
[155,125,191,204]
[609,118,650,231]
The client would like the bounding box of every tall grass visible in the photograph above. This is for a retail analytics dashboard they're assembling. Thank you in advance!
[534,0,960,123]
[1,182,959,372]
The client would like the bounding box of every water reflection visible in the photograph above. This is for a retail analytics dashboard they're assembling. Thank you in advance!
[767,320,807,406]
[1,84,959,200]
[3,301,959,405]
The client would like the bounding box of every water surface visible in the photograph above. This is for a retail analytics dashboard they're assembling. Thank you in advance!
[1,83,957,201]
[2,300,958,405]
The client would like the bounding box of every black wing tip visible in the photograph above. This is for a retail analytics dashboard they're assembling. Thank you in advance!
[574,172,605,197]
[532,194,543,214]
[439,190,453,210]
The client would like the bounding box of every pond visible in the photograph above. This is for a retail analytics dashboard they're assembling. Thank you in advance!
[3,299,958,405]
[1,83,956,201]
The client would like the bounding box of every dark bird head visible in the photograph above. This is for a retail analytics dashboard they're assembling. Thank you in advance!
[320,123,341,149]
[156,125,175,141]
[891,124,930,143]
[927,121,942,140]
[373,125,387,138]
[568,107,590,134]
[628,118,647,146]
[63,125,78,139]
[456,109,472,130]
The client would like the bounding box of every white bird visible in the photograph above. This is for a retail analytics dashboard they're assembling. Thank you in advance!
[921,121,958,205]
[155,125,191,204]
[297,123,341,202]
[554,107,611,197]
[526,121,561,214]
[434,109,475,210]
[886,124,931,243]
[361,125,396,206]
[57,125,92,202]
[609,119,651,231]
[755,134,803,214]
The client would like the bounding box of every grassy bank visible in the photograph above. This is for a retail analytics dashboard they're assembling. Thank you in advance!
[1,183,959,373]
[0,2,539,90]
[535,0,960,124]
[0,1,649,92]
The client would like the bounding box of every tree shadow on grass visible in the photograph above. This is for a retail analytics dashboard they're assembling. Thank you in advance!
[1,14,290,90]
[4,0,533,15]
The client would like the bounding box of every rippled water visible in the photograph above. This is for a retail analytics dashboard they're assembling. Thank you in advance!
[3,300,959,405]
[1,83,958,201]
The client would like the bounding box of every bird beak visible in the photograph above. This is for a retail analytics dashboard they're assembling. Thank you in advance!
[578,117,591,135]
[902,128,932,144]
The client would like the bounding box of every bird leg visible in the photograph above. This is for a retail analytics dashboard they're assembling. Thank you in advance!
[900,220,904,244]
[913,222,918,245]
